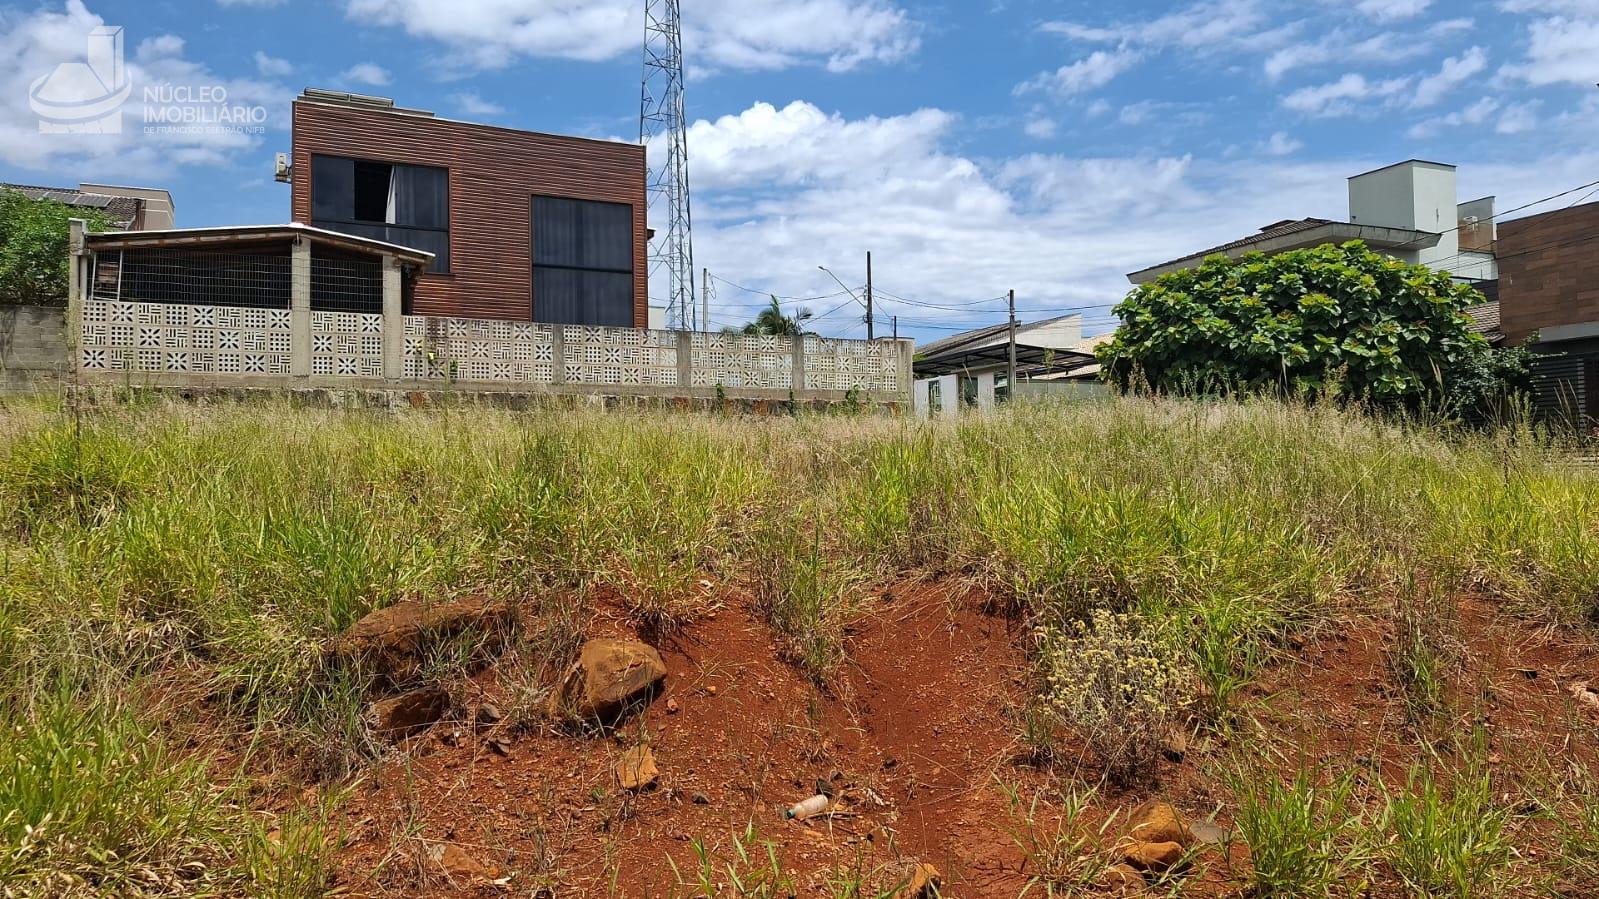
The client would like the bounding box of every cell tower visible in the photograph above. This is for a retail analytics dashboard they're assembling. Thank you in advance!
[641,0,695,330]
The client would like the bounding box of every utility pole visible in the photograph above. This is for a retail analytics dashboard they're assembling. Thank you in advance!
[641,0,694,329]
[865,251,874,340]
[892,315,898,341]
[1007,289,1017,404]
[701,267,709,332]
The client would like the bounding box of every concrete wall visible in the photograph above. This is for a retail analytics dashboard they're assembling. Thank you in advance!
[1498,202,1599,344]
[0,305,69,392]
[1349,160,1462,270]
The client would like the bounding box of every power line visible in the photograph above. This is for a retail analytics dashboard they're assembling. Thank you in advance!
[708,273,857,303]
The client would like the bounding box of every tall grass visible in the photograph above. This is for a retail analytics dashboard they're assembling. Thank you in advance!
[0,396,1595,891]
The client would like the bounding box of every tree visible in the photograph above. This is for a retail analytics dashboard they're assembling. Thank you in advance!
[0,188,110,307]
[733,296,814,336]
[1098,241,1500,407]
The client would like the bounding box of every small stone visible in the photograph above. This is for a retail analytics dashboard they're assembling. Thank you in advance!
[548,638,668,725]
[367,687,450,737]
[666,697,680,714]
[706,684,717,696]
[1186,819,1229,845]
[1162,730,1189,762]
[1125,800,1193,847]
[487,736,512,756]
[1101,862,1146,889]
[426,843,499,884]
[692,792,710,805]
[897,862,941,898]
[1570,682,1599,715]
[476,702,503,725]
[616,745,660,791]
[330,597,514,685]
[1114,840,1187,874]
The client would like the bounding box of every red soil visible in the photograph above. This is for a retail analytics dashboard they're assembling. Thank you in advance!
[329,585,1599,898]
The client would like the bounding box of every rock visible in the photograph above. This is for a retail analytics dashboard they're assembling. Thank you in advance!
[616,745,660,791]
[367,687,449,737]
[1161,730,1189,762]
[426,842,499,883]
[666,697,680,714]
[475,702,503,727]
[692,791,710,805]
[1114,840,1187,874]
[1101,862,1146,890]
[329,596,514,684]
[897,862,941,898]
[1186,819,1229,845]
[1570,682,1599,715]
[548,638,667,724]
[1125,800,1193,847]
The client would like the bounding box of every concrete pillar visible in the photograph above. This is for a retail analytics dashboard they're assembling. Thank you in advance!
[976,371,996,411]
[551,327,567,386]
[66,218,86,364]
[937,374,958,415]
[898,338,915,404]
[290,237,311,378]
[381,254,402,381]
[676,330,693,389]
[791,334,806,392]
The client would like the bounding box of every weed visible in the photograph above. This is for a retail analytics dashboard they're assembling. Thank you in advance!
[669,823,794,898]
[1226,762,1369,897]
[1034,609,1193,781]
[1382,764,1513,899]
[1000,780,1119,897]
[1386,574,1462,728]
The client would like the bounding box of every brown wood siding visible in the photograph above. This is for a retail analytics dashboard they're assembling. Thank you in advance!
[291,100,647,325]
[1497,201,1599,344]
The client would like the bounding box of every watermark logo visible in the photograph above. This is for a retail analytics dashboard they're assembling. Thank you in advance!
[31,24,269,138]
[29,25,132,133]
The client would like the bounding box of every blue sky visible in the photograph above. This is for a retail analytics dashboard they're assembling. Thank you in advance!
[2,0,1596,340]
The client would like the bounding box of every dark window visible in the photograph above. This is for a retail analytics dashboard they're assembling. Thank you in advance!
[311,154,450,274]
[532,196,634,326]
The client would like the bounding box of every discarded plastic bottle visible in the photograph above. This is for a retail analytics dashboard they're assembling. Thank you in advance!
[785,794,831,821]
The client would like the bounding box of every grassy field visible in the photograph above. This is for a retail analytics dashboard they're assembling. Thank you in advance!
[2,394,1598,896]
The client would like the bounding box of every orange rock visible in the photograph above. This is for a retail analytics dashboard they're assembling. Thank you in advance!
[898,862,942,898]
[1101,862,1146,890]
[1125,799,1192,847]
[615,745,659,791]
[1114,839,1187,874]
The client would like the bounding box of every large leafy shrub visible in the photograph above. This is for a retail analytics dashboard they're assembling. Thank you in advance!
[1099,241,1495,406]
[0,188,109,307]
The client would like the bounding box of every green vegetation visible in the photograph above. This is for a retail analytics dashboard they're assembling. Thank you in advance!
[0,396,1596,892]
[0,188,110,306]
[1227,764,1368,898]
[1099,241,1525,414]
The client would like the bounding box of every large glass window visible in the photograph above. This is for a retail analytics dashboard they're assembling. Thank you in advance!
[532,196,634,326]
[311,155,450,273]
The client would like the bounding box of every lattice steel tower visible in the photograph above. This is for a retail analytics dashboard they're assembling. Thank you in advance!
[641,0,696,330]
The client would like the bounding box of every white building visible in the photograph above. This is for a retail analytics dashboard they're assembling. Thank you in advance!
[1127,159,1497,286]
[911,313,1105,418]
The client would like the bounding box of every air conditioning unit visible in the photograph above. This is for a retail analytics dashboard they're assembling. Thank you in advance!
[274,152,292,183]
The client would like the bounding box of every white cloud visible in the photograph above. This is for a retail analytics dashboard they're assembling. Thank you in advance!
[254,51,292,77]
[1410,46,1485,107]
[1354,0,1432,22]
[1282,73,1410,116]
[1502,17,1599,86]
[1406,96,1499,138]
[1015,50,1140,97]
[341,0,917,73]
[1264,32,1427,80]
[1023,117,1058,140]
[1041,1,1272,52]
[1262,131,1303,155]
[340,62,391,86]
[0,1,290,176]
[217,0,286,6]
[449,92,504,117]
[1497,103,1538,133]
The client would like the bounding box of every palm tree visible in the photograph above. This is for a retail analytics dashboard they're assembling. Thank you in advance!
[735,296,814,336]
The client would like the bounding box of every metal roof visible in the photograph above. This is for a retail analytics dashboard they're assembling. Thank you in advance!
[83,222,437,265]
[3,183,143,229]
[914,314,1103,378]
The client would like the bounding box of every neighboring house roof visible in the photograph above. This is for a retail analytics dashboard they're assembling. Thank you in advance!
[1464,300,1503,346]
[1127,218,1444,284]
[3,182,144,230]
[84,222,437,266]
[914,313,1104,378]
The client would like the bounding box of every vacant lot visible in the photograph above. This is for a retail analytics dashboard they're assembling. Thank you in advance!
[2,396,1598,897]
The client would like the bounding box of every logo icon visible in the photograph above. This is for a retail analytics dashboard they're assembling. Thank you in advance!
[30,26,133,134]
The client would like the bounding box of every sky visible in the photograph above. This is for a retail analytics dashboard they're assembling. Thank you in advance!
[2,0,1597,341]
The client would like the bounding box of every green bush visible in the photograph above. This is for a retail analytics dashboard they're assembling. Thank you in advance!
[1099,241,1494,407]
[0,188,110,307]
